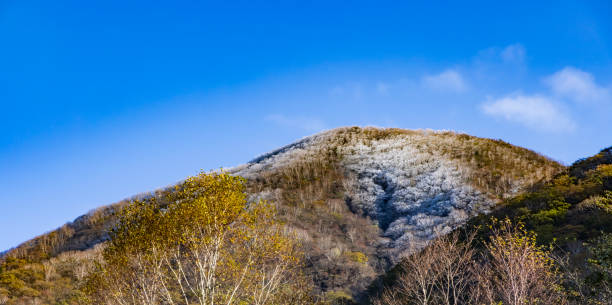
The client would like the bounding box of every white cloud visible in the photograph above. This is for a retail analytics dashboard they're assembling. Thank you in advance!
[481,95,575,132]
[544,67,610,103]
[265,114,326,132]
[500,44,526,63]
[422,69,468,92]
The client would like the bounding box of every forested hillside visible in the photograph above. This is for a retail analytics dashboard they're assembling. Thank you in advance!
[0,127,576,304]
[370,146,612,305]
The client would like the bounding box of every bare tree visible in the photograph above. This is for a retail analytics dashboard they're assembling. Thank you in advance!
[432,231,477,305]
[476,219,566,305]
[372,288,402,305]
[373,222,566,305]
[373,231,478,305]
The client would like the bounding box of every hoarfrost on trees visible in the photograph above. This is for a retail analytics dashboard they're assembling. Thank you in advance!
[339,137,494,260]
[231,128,496,262]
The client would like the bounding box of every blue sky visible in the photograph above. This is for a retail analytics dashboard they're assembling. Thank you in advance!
[1,0,611,251]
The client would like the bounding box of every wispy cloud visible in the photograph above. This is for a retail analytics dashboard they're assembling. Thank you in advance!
[544,67,610,103]
[265,114,326,132]
[475,43,527,66]
[422,69,468,92]
[481,95,575,132]
[500,44,526,64]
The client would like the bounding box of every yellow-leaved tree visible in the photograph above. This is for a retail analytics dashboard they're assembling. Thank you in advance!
[83,172,313,305]
[476,219,566,305]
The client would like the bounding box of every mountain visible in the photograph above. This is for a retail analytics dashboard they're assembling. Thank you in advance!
[0,127,565,303]
[230,127,562,295]
[370,145,612,304]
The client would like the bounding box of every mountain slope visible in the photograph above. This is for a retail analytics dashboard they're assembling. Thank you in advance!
[370,146,612,304]
[0,127,564,303]
[472,145,612,246]
[231,127,563,297]
[235,128,561,257]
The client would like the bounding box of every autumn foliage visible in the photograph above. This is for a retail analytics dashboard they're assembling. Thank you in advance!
[82,172,312,305]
